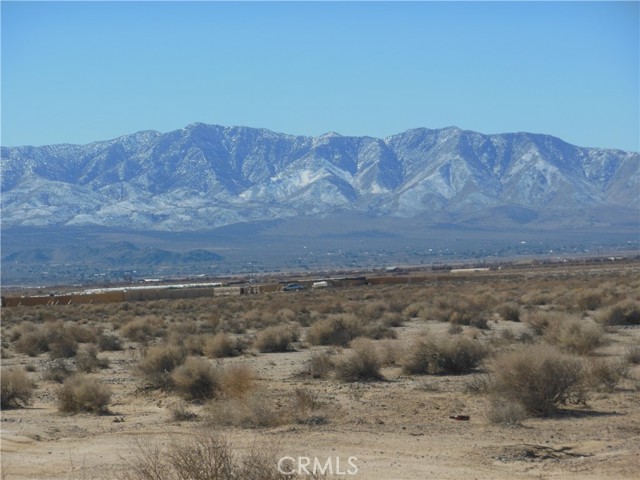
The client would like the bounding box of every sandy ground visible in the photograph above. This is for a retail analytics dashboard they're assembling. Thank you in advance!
[2,312,640,479]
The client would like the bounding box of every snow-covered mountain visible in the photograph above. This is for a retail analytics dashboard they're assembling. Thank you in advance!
[2,123,638,230]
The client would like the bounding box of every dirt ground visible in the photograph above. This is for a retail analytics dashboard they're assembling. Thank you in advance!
[2,266,640,480]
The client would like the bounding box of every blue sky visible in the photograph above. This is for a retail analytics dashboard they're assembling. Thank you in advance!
[2,1,638,151]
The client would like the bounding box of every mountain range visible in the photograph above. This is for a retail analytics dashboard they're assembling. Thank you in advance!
[2,123,638,231]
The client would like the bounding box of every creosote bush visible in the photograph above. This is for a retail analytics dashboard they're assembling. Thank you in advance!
[489,344,584,417]
[1,367,34,408]
[402,335,487,375]
[57,374,111,414]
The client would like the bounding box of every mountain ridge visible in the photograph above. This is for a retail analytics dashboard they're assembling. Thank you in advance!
[1,123,638,231]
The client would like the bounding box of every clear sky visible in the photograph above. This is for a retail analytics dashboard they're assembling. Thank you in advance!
[2,1,638,151]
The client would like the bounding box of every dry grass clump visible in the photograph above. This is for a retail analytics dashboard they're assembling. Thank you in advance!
[171,357,221,400]
[56,374,111,414]
[139,344,187,388]
[401,335,487,375]
[543,316,605,355]
[489,344,585,417]
[1,367,34,408]
[253,324,300,353]
[598,300,640,326]
[122,432,306,480]
[334,338,383,382]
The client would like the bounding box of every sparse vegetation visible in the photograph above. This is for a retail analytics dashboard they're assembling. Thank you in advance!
[334,338,383,382]
[171,356,220,400]
[1,367,34,408]
[253,324,300,353]
[57,374,111,414]
[402,335,486,375]
[139,344,187,388]
[1,261,639,479]
[489,344,585,417]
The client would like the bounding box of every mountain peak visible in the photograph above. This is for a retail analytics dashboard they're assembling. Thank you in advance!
[1,124,637,231]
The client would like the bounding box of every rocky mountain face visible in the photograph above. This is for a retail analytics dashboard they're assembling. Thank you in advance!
[1,123,638,230]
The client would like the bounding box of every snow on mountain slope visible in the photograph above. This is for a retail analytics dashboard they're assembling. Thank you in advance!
[1,123,638,230]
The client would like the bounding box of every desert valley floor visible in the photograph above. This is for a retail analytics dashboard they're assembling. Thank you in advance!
[1,260,639,479]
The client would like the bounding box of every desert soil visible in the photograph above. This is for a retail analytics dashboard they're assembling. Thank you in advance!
[2,271,640,480]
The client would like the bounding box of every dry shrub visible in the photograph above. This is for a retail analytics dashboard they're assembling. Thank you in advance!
[205,333,240,358]
[625,344,640,364]
[65,323,100,344]
[360,300,389,320]
[253,324,300,353]
[305,350,336,379]
[598,300,640,326]
[306,314,363,346]
[576,290,604,311]
[543,317,604,355]
[1,367,34,408]
[57,374,111,414]
[380,312,404,328]
[586,358,628,392]
[48,331,79,359]
[97,332,123,351]
[497,303,521,322]
[15,328,49,356]
[334,338,383,382]
[171,357,221,400]
[168,399,198,422]
[40,358,73,383]
[121,315,166,342]
[486,397,527,427]
[523,310,564,336]
[403,301,430,319]
[76,344,109,373]
[402,336,486,375]
[490,344,585,417]
[121,432,302,480]
[219,365,255,399]
[434,298,486,327]
[206,390,282,428]
[140,344,186,388]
